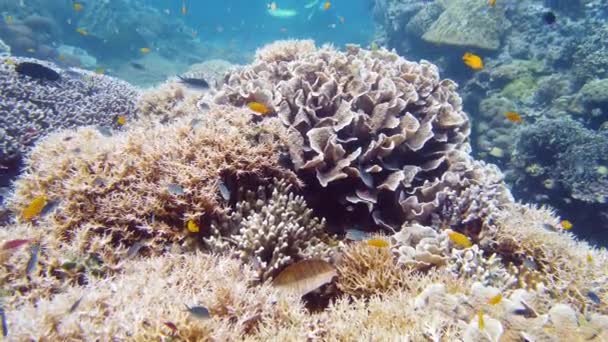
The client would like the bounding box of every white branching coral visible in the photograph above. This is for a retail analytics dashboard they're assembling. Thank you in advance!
[448,245,516,289]
[206,179,331,281]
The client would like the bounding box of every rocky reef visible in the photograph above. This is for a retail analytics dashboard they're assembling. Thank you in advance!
[2,41,608,340]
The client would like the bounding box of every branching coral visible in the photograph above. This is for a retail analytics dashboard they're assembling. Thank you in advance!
[206,179,331,281]
[7,107,295,267]
[0,56,139,164]
[209,40,471,230]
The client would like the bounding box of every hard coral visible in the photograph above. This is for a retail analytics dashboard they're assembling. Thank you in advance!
[207,179,331,281]
[8,107,294,267]
[211,40,470,230]
[0,56,139,164]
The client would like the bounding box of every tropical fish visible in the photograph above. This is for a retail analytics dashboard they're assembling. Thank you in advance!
[0,306,7,337]
[305,0,319,9]
[543,11,556,25]
[504,111,523,123]
[164,321,178,334]
[139,47,151,54]
[116,115,127,125]
[177,75,209,88]
[184,305,210,319]
[268,8,298,18]
[2,239,30,250]
[587,291,601,305]
[560,220,573,230]
[167,184,185,196]
[247,102,270,115]
[447,230,473,248]
[130,62,146,70]
[272,259,337,297]
[15,63,60,81]
[366,238,389,248]
[371,42,379,51]
[218,180,230,201]
[26,243,40,276]
[322,2,331,10]
[126,241,145,259]
[4,15,13,25]
[463,52,484,70]
[96,126,113,137]
[73,2,84,11]
[76,27,88,36]
[21,195,48,221]
[26,48,35,53]
[587,253,593,263]
[488,293,502,305]
[4,58,15,65]
[269,2,277,11]
[345,229,371,241]
[181,0,187,15]
[68,295,84,313]
[488,0,496,6]
[186,219,200,233]
[478,310,485,330]
[94,68,104,75]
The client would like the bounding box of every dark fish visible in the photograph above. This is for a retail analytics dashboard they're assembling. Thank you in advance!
[26,243,40,276]
[543,11,556,25]
[40,200,59,217]
[218,180,230,201]
[15,62,60,81]
[93,177,106,187]
[184,304,210,319]
[0,306,7,337]
[68,295,84,313]
[588,291,601,304]
[130,62,146,70]
[96,126,113,137]
[178,75,209,88]
[167,184,185,196]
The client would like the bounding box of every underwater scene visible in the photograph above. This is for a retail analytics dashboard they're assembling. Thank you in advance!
[1,0,608,340]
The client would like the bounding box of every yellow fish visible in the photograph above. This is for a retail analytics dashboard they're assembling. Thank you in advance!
[370,42,379,52]
[73,3,84,12]
[76,27,88,36]
[587,253,593,263]
[4,15,13,25]
[560,220,573,230]
[186,219,200,233]
[366,238,389,248]
[181,0,187,15]
[94,68,105,75]
[4,58,15,65]
[323,2,331,10]
[463,52,484,70]
[22,195,48,221]
[478,310,485,330]
[447,230,473,248]
[247,102,270,115]
[488,0,496,6]
[139,47,151,54]
[488,293,502,305]
[504,111,523,123]
[116,115,127,125]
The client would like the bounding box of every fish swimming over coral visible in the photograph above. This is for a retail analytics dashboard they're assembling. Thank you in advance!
[15,62,60,81]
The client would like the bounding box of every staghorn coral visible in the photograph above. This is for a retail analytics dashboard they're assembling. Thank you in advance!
[7,107,295,268]
[448,245,517,289]
[210,40,471,230]
[0,56,139,164]
[206,179,331,281]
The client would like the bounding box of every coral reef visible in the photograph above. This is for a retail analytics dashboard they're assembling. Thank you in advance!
[210,40,471,230]
[0,56,139,164]
[207,179,332,281]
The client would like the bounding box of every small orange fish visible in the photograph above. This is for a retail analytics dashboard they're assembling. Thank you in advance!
[323,2,331,10]
[488,0,496,6]
[488,293,502,305]
[73,3,84,12]
[247,102,270,115]
[139,47,151,54]
[76,27,88,36]
[116,115,127,125]
[447,230,473,248]
[504,111,523,123]
[560,220,573,230]
[22,195,48,221]
[186,219,200,233]
[366,239,389,248]
[181,0,187,15]
[463,52,484,70]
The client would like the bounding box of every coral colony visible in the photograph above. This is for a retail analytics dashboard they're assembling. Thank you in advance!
[0,40,605,340]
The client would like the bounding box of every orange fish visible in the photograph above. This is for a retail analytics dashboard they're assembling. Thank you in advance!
[463,52,483,70]
[488,0,496,6]
[504,111,523,123]
[22,195,48,221]
[139,47,151,54]
[76,27,88,36]
[73,2,84,12]
[186,219,199,233]
[560,220,573,230]
[116,115,127,125]
[366,239,389,248]
[447,230,473,248]
[247,102,270,115]
[323,2,331,10]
